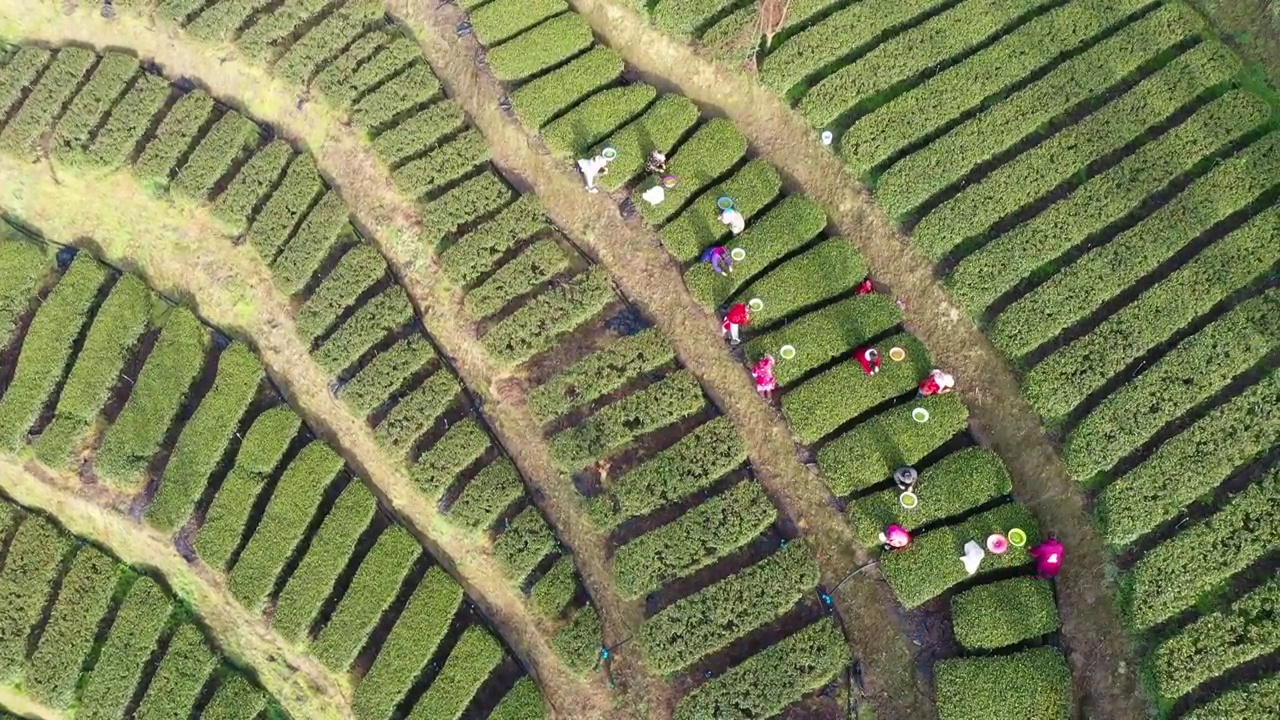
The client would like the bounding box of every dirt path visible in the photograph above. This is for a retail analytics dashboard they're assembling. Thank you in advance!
[387,2,931,717]
[565,1,1149,717]
[0,455,351,720]
[0,158,607,719]
[0,684,64,720]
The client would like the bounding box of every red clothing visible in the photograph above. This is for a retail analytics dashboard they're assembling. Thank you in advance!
[855,347,881,375]
[919,369,955,396]
[725,303,750,326]
[855,277,875,295]
[1029,539,1064,579]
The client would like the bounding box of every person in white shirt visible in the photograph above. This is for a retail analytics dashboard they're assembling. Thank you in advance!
[576,155,610,193]
[719,207,745,235]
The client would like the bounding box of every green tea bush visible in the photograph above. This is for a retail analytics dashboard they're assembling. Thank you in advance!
[635,118,748,224]
[1183,676,1280,720]
[87,74,171,168]
[353,566,462,720]
[598,94,700,190]
[494,506,556,581]
[311,31,391,104]
[393,129,489,200]
[734,237,867,329]
[201,672,268,720]
[0,515,72,673]
[340,335,436,415]
[639,542,818,674]
[0,46,51,119]
[935,647,1072,720]
[0,47,95,159]
[542,84,656,156]
[50,52,139,163]
[745,293,902,387]
[247,153,324,261]
[134,622,217,720]
[411,419,491,498]
[614,481,775,599]
[297,244,388,342]
[482,268,616,365]
[173,110,260,200]
[313,286,414,375]
[185,0,273,41]
[529,556,577,618]
[441,196,548,285]
[406,626,503,720]
[271,190,352,296]
[659,159,782,263]
[652,0,738,35]
[371,101,466,167]
[77,577,173,720]
[553,605,601,674]
[470,0,568,46]
[212,139,294,234]
[490,677,546,720]
[274,0,383,85]
[528,328,675,422]
[951,576,1060,650]
[421,172,515,241]
[511,47,624,130]
[485,13,594,82]
[236,0,335,60]
[134,89,216,186]
[271,480,376,641]
[314,526,420,672]
[465,240,571,319]
[374,371,460,457]
[352,63,442,131]
[323,36,421,109]
[447,459,525,531]
[0,237,48,338]
[96,307,208,487]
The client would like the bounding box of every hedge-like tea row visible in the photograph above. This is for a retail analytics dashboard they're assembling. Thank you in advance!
[173,110,259,200]
[511,47,624,130]
[464,239,571,319]
[590,416,746,528]
[839,0,1160,174]
[134,90,216,186]
[88,74,171,168]
[847,447,1013,546]
[528,328,675,422]
[411,419,491,498]
[194,406,302,570]
[236,0,336,60]
[23,545,119,709]
[913,41,1240,260]
[77,577,173,720]
[314,526,420,672]
[0,47,95,159]
[550,369,705,469]
[951,577,1060,651]
[33,274,151,467]
[50,52,139,163]
[0,46,50,120]
[992,134,1280,358]
[134,622,217,720]
[598,94,700,191]
[393,130,489,200]
[1123,467,1279,630]
[746,293,902,387]
[374,371,460,457]
[271,191,351,296]
[447,459,525,531]
[726,237,865,329]
[494,506,556,581]
[638,541,818,674]
[0,515,72,672]
[659,158,781,263]
[541,84,656,157]
[182,0,263,40]
[273,0,383,86]
[490,677,546,720]
[934,647,1072,720]
[147,341,263,532]
[406,625,503,720]
[685,193,828,307]
[372,101,466,167]
[650,0,739,35]
[297,244,389,342]
[320,34,420,109]
[1183,676,1280,720]
[798,0,1049,127]
[228,441,345,609]
[874,8,1201,218]
[271,480,376,641]
[313,286,414,375]
[96,307,207,488]
[440,195,547,286]
[421,172,515,242]
[947,89,1270,314]
[246,153,324,260]
[614,480,776,599]
[880,501,1039,608]
[552,605,601,674]
[202,672,268,720]
[635,118,748,224]
[1063,292,1279,481]
[1026,204,1280,420]
[353,566,462,720]
[782,332,928,443]
[817,393,969,496]
[340,336,436,414]
[529,556,577,619]
[0,237,48,338]
[211,139,294,234]
[482,268,615,365]
[673,617,848,719]
[485,13,594,82]
[0,252,106,451]
[1149,578,1280,701]
[1097,373,1279,546]
[469,0,567,46]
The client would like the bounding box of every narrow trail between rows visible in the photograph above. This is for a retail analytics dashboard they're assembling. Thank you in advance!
[0,456,350,720]
[388,2,928,716]
[566,1,1149,718]
[0,158,602,718]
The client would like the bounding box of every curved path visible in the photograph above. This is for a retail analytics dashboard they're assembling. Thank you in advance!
[0,456,350,720]
[564,1,1149,718]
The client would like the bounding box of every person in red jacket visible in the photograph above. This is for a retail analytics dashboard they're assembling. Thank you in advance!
[855,276,875,296]
[1029,535,1065,579]
[918,368,955,397]
[752,355,777,400]
[854,347,881,375]
[722,302,750,345]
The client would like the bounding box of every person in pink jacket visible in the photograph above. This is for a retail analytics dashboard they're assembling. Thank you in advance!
[1029,535,1065,579]
[752,355,777,400]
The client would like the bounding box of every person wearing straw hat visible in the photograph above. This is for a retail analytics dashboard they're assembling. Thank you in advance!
[918,368,955,397]
[854,347,881,376]
[719,206,746,235]
[1029,534,1065,579]
[722,302,751,345]
[893,466,917,492]
[878,524,911,550]
[700,245,734,276]
[576,154,610,193]
[752,355,777,400]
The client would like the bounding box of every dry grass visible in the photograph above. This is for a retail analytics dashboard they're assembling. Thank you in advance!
[0,684,64,720]
[567,1,1151,718]
[0,455,351,720]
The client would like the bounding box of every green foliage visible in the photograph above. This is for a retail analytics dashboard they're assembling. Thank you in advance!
[447,459,525,531]
[405,626,503,720]
[393,129,489,200]
[371,101,466,167]
[313,286,414,375]
[173,110,260,200]
[420,172,515,242]
[440,196,548,286]
[50,52,139,163]
[465,239,571,319]
[352,63,442,131]
[411,418,492,498]
[482,268,616,365]
[274,0,383,85]
[637,542,818,674]
[297,244,388,343]
[935,647,1072,720]
[652,0,738,35]
[550,370,705,469]
[659,159,782,263]
[951,577,1060,651]
[97,307,208,488]
[489,677,546,720]
[272,480,376,641]
[1183,676,1280,720]
[880,502,1039,608]
[87,73,171,168]
[635,118,748,225]
[485,13,594,82]
[470,0,567,46]
[816,393,969,496]
[0,237,48,340]
[352,566,462,720]
[340,335,436,415]
[552,605,601,674]
[373,370,460,457]
[271,190,352,296]
[673,618,848,720]
[134,90,217,186]
[77,577,173,720]
[511,47,624,130]
[236,0,333,61]
[201,672,268,720]
[314,526,420,672]
[0,46,51,120]
[745,293,902,387]
[212,139,294,235]
[597,94,700,190]
[247,153,324,261]
[528,328,674,422]
[33,274,151,467]
[529,556,577,619]
[134,623,217,720]
[321,36,420,109]
[185,0,274,41]
[0,47,95,159]
[614,481,776,599]
[0,515,72,675]
[494,506,556,582]
[541,84,656,157]
[0,253,107,452]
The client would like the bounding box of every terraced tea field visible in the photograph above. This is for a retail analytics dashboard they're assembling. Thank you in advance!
[0,0,1274,718]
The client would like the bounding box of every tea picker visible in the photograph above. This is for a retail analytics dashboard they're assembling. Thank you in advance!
[1029,534,1065,578]
[878,524,911,549]
[893,466,917,492]
[752,355,777,400]
[718,195,746,235]
[854,347,881,376]
[701,245,734,276]
[645,150,667,174]
[577,154,610,193]
[722,302,751,345]
[918,368,955,397]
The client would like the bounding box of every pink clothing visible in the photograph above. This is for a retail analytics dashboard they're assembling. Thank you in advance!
[883,524,911,549]
[752,356,777,394]
[919,369,955,396]
[1029,539,1065,578]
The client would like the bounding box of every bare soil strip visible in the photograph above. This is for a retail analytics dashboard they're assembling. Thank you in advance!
[0,159,603,718]
[0,684,64,720]
[564,1,1150,717]
[0,455,350,720]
